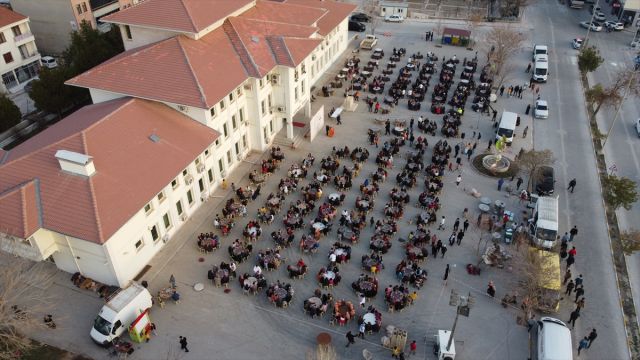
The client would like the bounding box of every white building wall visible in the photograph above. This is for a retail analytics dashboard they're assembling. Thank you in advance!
[89,88,126,103]
[119,24,179,51]
[0,18,41,93]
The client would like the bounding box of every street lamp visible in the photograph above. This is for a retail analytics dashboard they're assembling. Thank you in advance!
[445,290,476,351]
[582,0,600,48]
[601,67,639,150]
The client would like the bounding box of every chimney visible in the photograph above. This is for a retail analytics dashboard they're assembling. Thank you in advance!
[55,150,96,177]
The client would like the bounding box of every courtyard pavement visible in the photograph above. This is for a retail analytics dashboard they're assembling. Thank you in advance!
[33,26,546,360]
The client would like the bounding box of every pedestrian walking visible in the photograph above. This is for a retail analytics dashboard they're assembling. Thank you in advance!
[587,328,597,348]
[575,274,584,287]
[563,268,572,285]
[221,178,228,190]
[497,178,505,191]
[325,125,330,136]
[518,86,523,98]
[565,279,575,295]
[574,285,585,302]
[409,340,417,356]
[525,104,531,115]
[453,218,460,231]
[336,114,342,125]
[577,336,589,355]
[463,219,469,232]
[576,297,586,310]
[179,336,189,352]
[425,31,429,41]
[345,331,356,347]
[454,144,460,157]
[443,264,450,285]
[170,274,176,289]
[535,86,540,95]
[374,101,380,113]
[456,230,465,245]
[523,126,529,138]
[359,322,366,339]
[526,62,532,73]
[455,156,462,169]
[570,226,578,241]
[516,177,524,191]
[568,246,577,257]
[448,232,456,246]
[568,309,580,328]
[440,244,447,258]
[567,178,577,193]
[466,148,473,160]
[499,85,505,96]
[359,292,366,308]
[370,216,375,227]
[438,216,446,230]
[527,314,537,332]
[566,253,575,268]
[487,281,496,297]
[410,118,414,130]
[385,120,391,135]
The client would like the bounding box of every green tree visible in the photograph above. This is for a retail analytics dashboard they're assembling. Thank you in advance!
[602,174,639,211]
[29,67,78,117]
[578,46,604,74]
[63,21,124,74]
[0,95,21,133]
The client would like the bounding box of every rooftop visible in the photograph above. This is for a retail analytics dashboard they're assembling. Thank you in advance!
[0,98,219,243]
[0,6,27,29]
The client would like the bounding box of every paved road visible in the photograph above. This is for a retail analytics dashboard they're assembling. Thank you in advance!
[525,1,630,359]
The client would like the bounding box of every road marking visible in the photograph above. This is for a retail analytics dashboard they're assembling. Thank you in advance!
[569,56,577,65]
[610,62,618,67]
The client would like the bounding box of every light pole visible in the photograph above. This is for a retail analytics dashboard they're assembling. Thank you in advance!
[445,290,476,351]
[601,68,638,150]
[582,0,600,48]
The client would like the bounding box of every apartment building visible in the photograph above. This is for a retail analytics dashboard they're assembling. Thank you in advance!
[0,0,355,287]
[10,0,119,54]
[0,6,40,93]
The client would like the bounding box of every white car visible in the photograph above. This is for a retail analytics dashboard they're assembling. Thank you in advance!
[604,21,624,31]
[580,21,603,32]
[41,56,58,69]
[534,100,549,119]
[572,38,583,49]
[636,119,640,137]
[384,14,404,22]
[593,11,606,21]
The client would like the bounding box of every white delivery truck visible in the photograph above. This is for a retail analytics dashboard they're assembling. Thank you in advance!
[531,317,573,360]
[90,282,152,345]
[532,54,549,83]
[495,111,518,144]
[529,196,559,249]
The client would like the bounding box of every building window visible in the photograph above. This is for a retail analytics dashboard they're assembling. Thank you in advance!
[207,169,214,183]
[187,190,194,205]
[135,238,144,250]
[242,134,247,149]
[263,127,268,142]
[259,78,264,88]
[82,2,88,12]
[204,149,210,157]
[218,159,224,173]
[182,169,188,176]
[223,123,228,137]
[261,100,266,116]
[301,80,305,93]
[232,115,237,129]
[219,100,225,110]
[124,25,132,40]
[236,87,243,97]
[269,119,273,133]
[171,178,179,189]
[198,178,204,192]
[239,108,245,123]
[229,92,234,102]
[235,141,240,155]
[210,106,216,118]
[226,150,232,164]
[163,213,171,230]
[76,4,83,14]
[157,191,165,203]
[3,52,13,64]
[150,225,159,241]
[195,157,201,166]
[0,33,6,44]
[215,138,221,147]
[2,71,17,89]
[144,202,153,215]
[267,94,272,109]
[176,200,183,215]
[294,86,298,101]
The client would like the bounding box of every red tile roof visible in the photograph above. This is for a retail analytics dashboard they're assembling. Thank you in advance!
[0,98,219,243]
[67,0,350,108]
[0,7,27,29]
[104,0,255,33]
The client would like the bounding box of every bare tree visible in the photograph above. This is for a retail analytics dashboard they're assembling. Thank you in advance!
[306,344,337,360]
[483,27,526,88]
[515,149,555,191]
[621,229,640,255]
[466,13,484,48]
[362,0,380,36]
[0,255,57,360]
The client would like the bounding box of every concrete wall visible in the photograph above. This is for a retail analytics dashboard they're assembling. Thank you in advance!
[118,24,177,51]
[10,0,76,55]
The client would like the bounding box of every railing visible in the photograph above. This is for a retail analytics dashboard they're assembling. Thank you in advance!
[14,32,33,43]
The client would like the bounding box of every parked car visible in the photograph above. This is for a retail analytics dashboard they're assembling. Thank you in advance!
[590,4,601,12]
[580,21,602,31]
[593,11,606,21]
[348,20,366,32]
[533,165,555,196]
[534,100,549,119]
[635,118,640,138]
[604,21,624,31]
[384,14,404,22]
[41,56,58,69]
[350,12,371,22]
[572,38,583,49]
[630,39,640,49]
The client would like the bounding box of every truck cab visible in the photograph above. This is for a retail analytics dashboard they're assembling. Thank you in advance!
[532,54,549,82]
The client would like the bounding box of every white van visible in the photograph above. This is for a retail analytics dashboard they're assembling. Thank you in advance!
[495,111,518,144]
[90,282,152,345]
[532,54,549,82]
[529,196,559,249]
[531,317,573,360]
[532,45,548,60]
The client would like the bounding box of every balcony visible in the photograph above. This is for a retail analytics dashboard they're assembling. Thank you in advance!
[20,51,39,61]
[14,32,34,45]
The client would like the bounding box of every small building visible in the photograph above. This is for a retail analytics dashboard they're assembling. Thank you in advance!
[441,28,471,47]
[0,7,41,93]
[379,2,408,18]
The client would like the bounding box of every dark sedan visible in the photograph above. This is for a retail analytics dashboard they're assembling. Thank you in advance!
[348,20,366,32]
[351,12,371,22]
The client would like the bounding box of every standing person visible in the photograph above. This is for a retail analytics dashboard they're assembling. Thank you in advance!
[525,104,531,115]
[345,331,356,347]
[425,31,429,41]
[565,279,575,295]
[487,281,496,297]
[563,268,572,285]
[499,85,505,96]
[567,178,577,193]
[587,328,597,348]
[374,101,380,113]
[222,178,228,190]
[179,336,189,352]
[497,178,505,191]
[526,62,532,73]
[440,244,447,258]
[336,114,342,125]
[438,216,446,230]
[463,219,469,232]
[577,336,590,355]
[358,322,366,339]
[570,226,578,241]
[455,156,462,170]
[523,126,529,138]
[409,340,417,356]
[443,264,450,286]
[492,109,498,122]
[456,230,465,245]
[370,217,375,228]
[453,218,460,231]
[385,120,391,135]
[516,177,524,190]
[170,274,176,289]
[568,309,580,328]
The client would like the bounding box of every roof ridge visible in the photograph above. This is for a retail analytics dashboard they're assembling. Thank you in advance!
[19,185,28,237]
[177,0,199,33]
[87,173,105,242]
[222,19,261,78]
[0,98,134,168]
[266,36,294,67]
[175,37,208,107]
